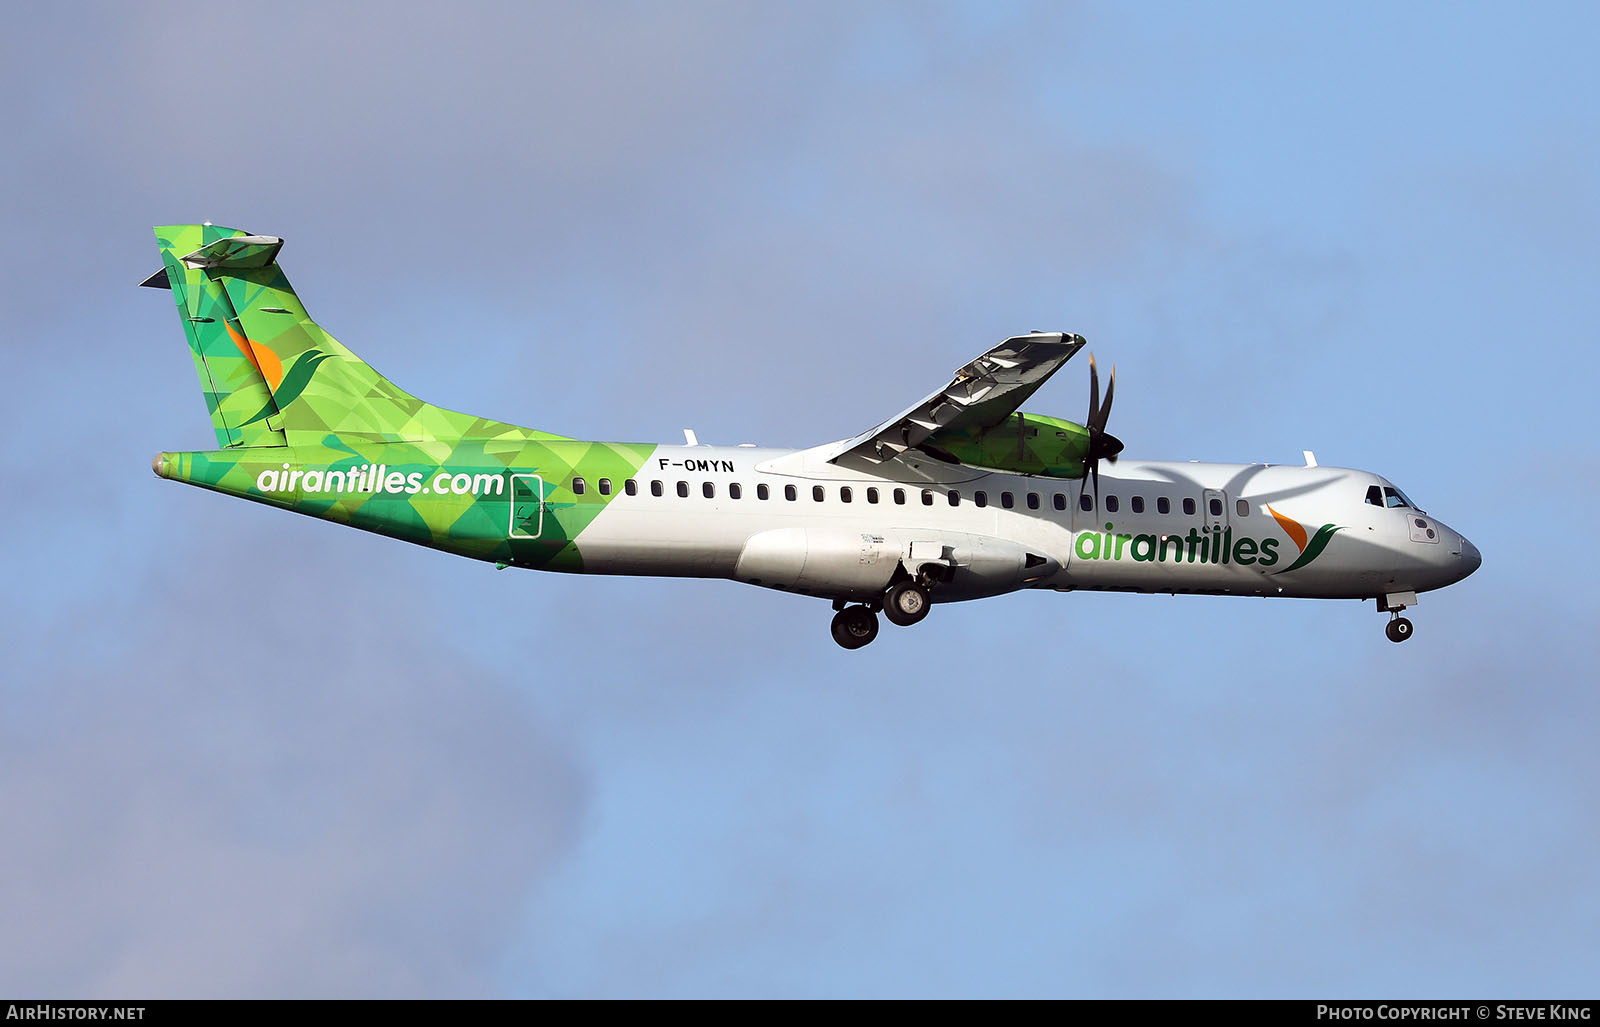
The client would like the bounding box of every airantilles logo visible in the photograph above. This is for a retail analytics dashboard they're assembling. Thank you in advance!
[1267,505,1343,574]
[1073,505,1341,572]
[225,321,330,426]
[254,464,506,497]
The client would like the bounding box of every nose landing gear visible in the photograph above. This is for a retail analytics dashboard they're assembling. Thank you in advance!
[1379,591,1418,643]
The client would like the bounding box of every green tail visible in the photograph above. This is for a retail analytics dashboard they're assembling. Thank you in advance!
[144,225,286,447]
[144,224,569,448]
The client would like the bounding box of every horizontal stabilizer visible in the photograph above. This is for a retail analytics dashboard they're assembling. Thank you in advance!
[177,234,284,270]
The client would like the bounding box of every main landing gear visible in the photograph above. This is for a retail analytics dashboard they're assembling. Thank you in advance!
[829,579,936,649]
[883,581,932,627]
[830,606,879,650]
[1385,616,1414,643]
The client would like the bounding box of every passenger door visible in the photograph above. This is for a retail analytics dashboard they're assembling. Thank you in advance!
[509,473,543,539]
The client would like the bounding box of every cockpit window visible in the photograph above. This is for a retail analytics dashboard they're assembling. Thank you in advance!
[1383,486,1415,510]
[1365,485,1383,507]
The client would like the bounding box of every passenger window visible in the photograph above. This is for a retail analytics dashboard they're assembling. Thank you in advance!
[729,483,742,500]
[921,489,934,506]
[1027,493,1040,510]
[840,486,852,503]
[1209,497,1223,517]
[703,482,715,499]
[757,483,770,500]
[1001,492,1015,509]
[651,480,663,497]
[677,481,689,498]
[1080,494,1093,512]
[813,485,825,502]
[975,491,988,508]
[1157,497,1170,514]
[1366,485,1384,507]
[948,490,960,507]
[1105,495,1118,513]
[599,478,612,496]
[785,484,797,501]
[1053,494,1066,511]
[1236,499,1249,517]
[625,479,638,496]
[1131,496,1144,513]
[867,487,879,504]
[572,477,586,496]
[1183,498,1196,516]
[894,489,906,505]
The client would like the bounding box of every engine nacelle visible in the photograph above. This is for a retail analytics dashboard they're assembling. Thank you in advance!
[905,530,1060,602]
[736,528,904,601]
[735,527,1058,603]
[930,411,1090,479]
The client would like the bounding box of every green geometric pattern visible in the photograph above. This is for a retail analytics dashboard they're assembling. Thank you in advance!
[150,224,572,449]
[151,225,286,449]
[932,412,1093,478]
[148,225,651,571]
[157,439,655,571]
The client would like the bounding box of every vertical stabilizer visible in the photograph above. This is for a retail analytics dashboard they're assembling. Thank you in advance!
[145,224,570,447]
[146,225,286,448]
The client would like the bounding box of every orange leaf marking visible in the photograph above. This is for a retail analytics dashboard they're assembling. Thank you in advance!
[224,320,284,389]
[1268,505,1309,552]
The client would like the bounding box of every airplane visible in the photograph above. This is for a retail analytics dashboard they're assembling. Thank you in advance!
[143,224,1481,649]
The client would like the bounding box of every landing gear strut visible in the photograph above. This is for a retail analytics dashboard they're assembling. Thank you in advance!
[1379,591,1417,643]
[829,571,942,649]
[830,606,879,650]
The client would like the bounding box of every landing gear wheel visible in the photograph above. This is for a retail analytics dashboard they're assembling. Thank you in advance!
[830,606,879,649]
[1386,617,1413,643]
[883,581,931,627]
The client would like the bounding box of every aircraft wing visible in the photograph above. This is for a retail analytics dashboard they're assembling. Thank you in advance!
[825,331,1086,465]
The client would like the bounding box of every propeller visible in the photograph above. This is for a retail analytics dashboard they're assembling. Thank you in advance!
[1086,354,1124,507]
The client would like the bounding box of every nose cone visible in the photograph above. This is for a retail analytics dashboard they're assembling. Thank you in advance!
[1457,536,1482,579]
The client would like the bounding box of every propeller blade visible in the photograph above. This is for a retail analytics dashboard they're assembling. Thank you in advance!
[1085,353,1122,495]
[1088,355,1101,430]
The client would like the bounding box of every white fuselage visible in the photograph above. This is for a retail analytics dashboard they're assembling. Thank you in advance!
[563,443,1481,606]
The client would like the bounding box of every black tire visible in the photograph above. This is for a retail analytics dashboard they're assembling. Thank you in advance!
[883,581,931,627]
[1386,617,1414,643]
[830,611,854,648]
[831,606,879,649]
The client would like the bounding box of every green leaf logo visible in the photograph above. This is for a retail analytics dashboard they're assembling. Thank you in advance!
[240,349,331,426]
[1267,505,1342,573]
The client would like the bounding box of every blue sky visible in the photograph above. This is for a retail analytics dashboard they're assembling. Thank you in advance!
[2,1,1596,997]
